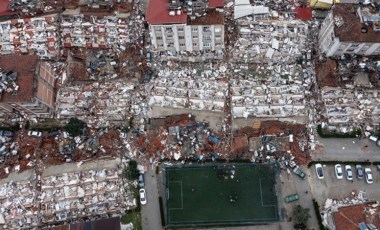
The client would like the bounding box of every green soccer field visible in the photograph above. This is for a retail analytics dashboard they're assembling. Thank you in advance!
[164,164,279,226]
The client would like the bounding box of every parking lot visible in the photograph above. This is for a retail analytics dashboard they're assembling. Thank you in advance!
[308,164,380,205]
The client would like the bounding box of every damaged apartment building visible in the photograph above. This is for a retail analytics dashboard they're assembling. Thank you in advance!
[318,3,380,130]
[0,55,58,124]
[230,0,314,123]
[146,0,225,61]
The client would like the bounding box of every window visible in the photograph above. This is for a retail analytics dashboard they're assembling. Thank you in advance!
[203,43,211,47]
[193,35,198,39]
[193,43,198,46]
[203,26,210,32]
[203,35,211,40]
[180,43,185,47]
[192,27,198,32]
[177,27,184,32]
[178,36,184,40]
[156,36,162,40]
[165,27,173,33]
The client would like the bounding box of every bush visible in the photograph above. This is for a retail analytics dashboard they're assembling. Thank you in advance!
[313,199,328,230]
[317,124,361,138]
[292,205,311,226]
[120,210,142,230]
[64,118,86,136]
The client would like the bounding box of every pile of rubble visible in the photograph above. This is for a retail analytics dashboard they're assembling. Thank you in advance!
[0,15,59,58]
[56,81,136,128]
[0,178,38,229]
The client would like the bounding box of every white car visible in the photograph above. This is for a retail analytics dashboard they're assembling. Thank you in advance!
[335,164,343,179]
[365,168,373,184]
[345,165,353,180]
[28,131,42,137]
[139,188,147,205]
[315,163,324,179]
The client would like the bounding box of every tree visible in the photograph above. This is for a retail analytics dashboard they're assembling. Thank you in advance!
[293,205,311,227]
[64,118,86,137]
[124,160,139,180]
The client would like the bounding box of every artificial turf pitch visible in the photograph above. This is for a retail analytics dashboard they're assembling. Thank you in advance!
[165,164,278,226]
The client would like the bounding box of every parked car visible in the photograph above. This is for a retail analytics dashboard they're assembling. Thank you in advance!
[345,165,353,180]
[292,167,306,180]
[284,194,299,203]
[0,130,14,137]
[28,131,42,137]
[315,163,324,179]
[335,164,343,179]
[139,188,147,205]
[356,165,364,179]
[47,130,60,137]
[138,173,145,187]
[365,168,373,184]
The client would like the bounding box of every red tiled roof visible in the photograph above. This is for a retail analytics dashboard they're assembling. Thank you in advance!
[333,203,380,230]
[209,0,224,8]
[146,0,187,25]
[295,7,312,21]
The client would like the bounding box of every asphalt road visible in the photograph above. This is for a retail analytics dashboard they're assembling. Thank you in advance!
[314,137,380,161]
[140,165,162,230]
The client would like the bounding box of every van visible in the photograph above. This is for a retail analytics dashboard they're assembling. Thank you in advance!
[369,135,378,142]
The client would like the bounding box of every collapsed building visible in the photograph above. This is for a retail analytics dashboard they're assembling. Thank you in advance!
[230,0,314,123]
[60,15,130,49]
[0,14,59,58]
[148,74,227,112]
[0,159,134,229]
[146,0,225,61]
[56,81,137,128]
[319,3,380,57]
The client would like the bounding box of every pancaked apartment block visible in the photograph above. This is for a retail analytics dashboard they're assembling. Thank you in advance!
[146,0,225,61]
[56,81,136,128]
[229,0,314,123]
[0,15,59,58]
[321,85,380,128]
[149,76,226,112]
[232,0,310,63]
[319,3,380,57]
[0,160,133,229]
[61,15,130,49]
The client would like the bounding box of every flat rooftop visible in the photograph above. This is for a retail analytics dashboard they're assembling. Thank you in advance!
[0,55,38,103]
[333,4,380,43]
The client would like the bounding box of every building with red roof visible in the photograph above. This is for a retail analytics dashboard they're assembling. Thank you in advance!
[146,0,225,57]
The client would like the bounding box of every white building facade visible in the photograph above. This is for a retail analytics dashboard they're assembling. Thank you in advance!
[319,4,380,57]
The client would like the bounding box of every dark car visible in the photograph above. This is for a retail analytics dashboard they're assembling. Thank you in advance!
[47,130,60,137]
[356,165,364,179]
[293,167,306,180]
[0,130,14,137]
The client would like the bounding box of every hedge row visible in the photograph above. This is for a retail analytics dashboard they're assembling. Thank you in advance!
[317,124,361,138]
[312,199,328,230]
